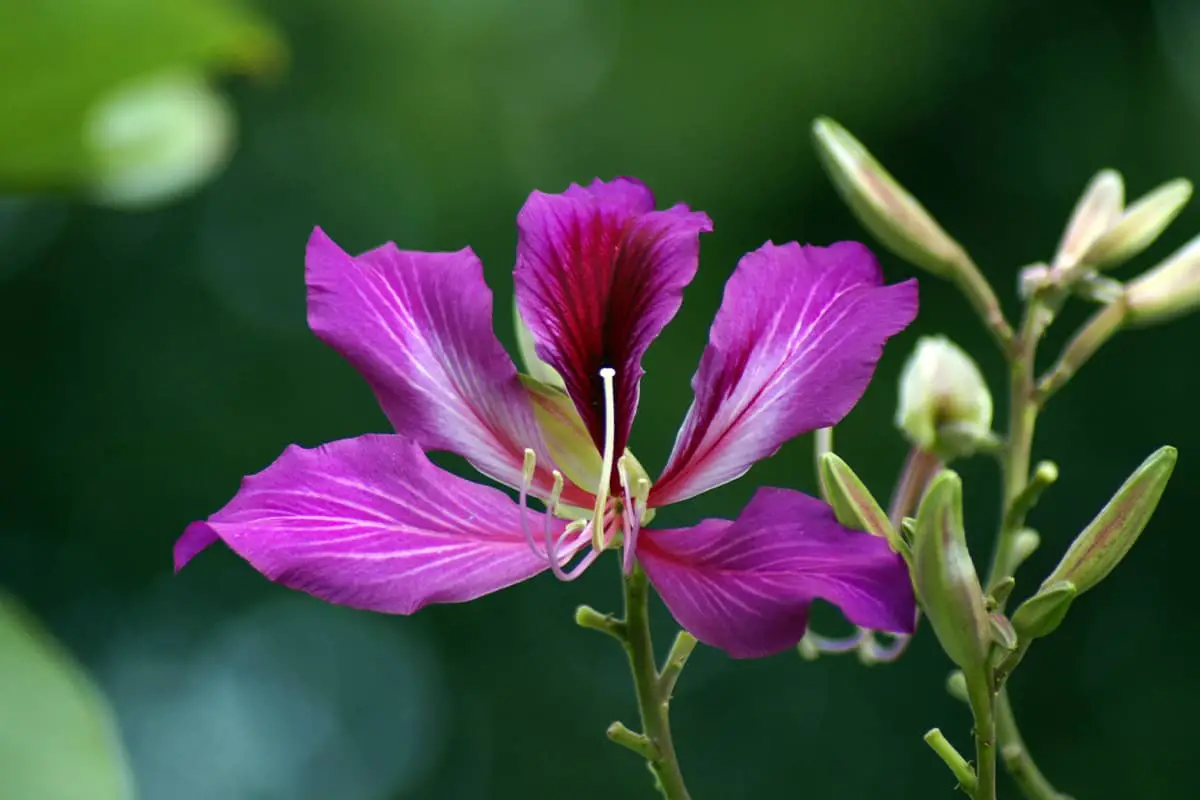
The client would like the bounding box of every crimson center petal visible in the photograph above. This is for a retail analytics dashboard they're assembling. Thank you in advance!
[514,178,712,474]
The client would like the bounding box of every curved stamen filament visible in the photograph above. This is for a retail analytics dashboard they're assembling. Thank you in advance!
[519,448,601,580]
[518,448,547,560]
[590,367,618,553]
[546,519,601,581]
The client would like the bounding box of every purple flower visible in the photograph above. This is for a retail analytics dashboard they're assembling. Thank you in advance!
[176,178,919,659]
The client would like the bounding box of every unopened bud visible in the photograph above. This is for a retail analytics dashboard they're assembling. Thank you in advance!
[912,472,990,670]
[1011,581,1077,639]
[896,336,993,459]
[812,117,969,279]
[1053,169,1124,273]
[1018,263,1052,300]
[1126,232,1200,325]
[987,577,1016,610]
[1042,446,1176,595]
[988,613,1018,657]
[1084,178,1193,269]
[819,452,907,558]
[84,71,235,209]
[1011,529,1041,572]
[945,670,969,703]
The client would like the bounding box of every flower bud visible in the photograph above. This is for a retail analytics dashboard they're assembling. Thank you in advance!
[912,471,990,670]
[1084,178,1193,269]
[84,71,235,209]
[818,452,907,558]
[1042,446,1176,595]
[988,612,1018,651]
[811,117,970,279]
[1126,232,1200,325]
[1010,529,1041,572]
[945,670,969,703]
[1010,581,1077,640]
[1053,169,1124,273]
[987,577,1016,610]
[896,336,994,459]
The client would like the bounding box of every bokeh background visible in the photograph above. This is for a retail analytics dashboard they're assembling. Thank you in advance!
[4,0,1200,797]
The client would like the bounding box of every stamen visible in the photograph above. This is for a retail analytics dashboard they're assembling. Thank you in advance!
[547,520,595,581]
[590,367,618,553]
[518,448,547,560]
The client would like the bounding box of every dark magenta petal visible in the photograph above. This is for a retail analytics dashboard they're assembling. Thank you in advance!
[652,241,917,506]
[637,488,916,659]
[514,178,712,465]
[306,228,590,506]
[176,435,582,613]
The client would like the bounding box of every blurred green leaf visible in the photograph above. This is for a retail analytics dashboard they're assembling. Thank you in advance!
[0,591,134,800]
[0,0,283,188]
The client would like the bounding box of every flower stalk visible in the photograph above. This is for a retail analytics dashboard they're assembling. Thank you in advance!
[965,671,998,800]
[581,564,692,800]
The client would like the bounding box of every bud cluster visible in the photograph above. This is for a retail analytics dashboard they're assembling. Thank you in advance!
[811,116,1185,800]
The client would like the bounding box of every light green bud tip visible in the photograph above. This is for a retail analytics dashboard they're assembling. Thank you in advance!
[811,117,968,279]
[1127,233,1200,326]
[1042,446,1177,595]
[818,452,908,559]
[1011,581,1077,640]
[1084,178,1193,269]
[896,335,994,459]
[85,71,235,209]
[1053,169,1125,273]
[912,471,990,670]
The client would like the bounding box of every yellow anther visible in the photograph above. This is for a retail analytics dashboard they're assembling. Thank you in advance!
[521,448,537,485]
[548,470,564,515]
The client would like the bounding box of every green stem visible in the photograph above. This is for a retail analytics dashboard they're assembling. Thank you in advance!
[924,728,978,795]
[965,673,998,800]
[987,314,1040,594]
[996,690,1068,800]
[621,565,691,800]
[983,300,1067,799]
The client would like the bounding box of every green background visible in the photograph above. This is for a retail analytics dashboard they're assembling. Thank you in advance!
[3,0,1199,797]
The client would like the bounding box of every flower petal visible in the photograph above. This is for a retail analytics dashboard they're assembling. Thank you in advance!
[175,435,580,614]
[637,487,916,659]
[514,178,712,465]
[651,241,917,506]
[306,228,588,505]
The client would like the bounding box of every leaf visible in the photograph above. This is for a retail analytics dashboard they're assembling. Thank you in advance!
[0,590,134,800]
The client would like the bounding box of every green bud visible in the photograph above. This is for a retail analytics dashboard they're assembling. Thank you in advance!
[1011,581,1077,639]
[1010,529,1042,572]
[811,117,970,279]
[1126,232,1200,325]
[1053,169,1125,273]
[1084,178,1193,269]
[912,472,990,670]
[945,670,969,703]
[818,452,907,558]
[988,612,1018,651]
[85,71,235,209]
[987,577,1016,610]
[896,336,993,459]
[1042,446,1177,594]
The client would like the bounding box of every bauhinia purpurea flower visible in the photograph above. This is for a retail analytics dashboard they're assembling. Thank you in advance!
[176,178,920,658]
